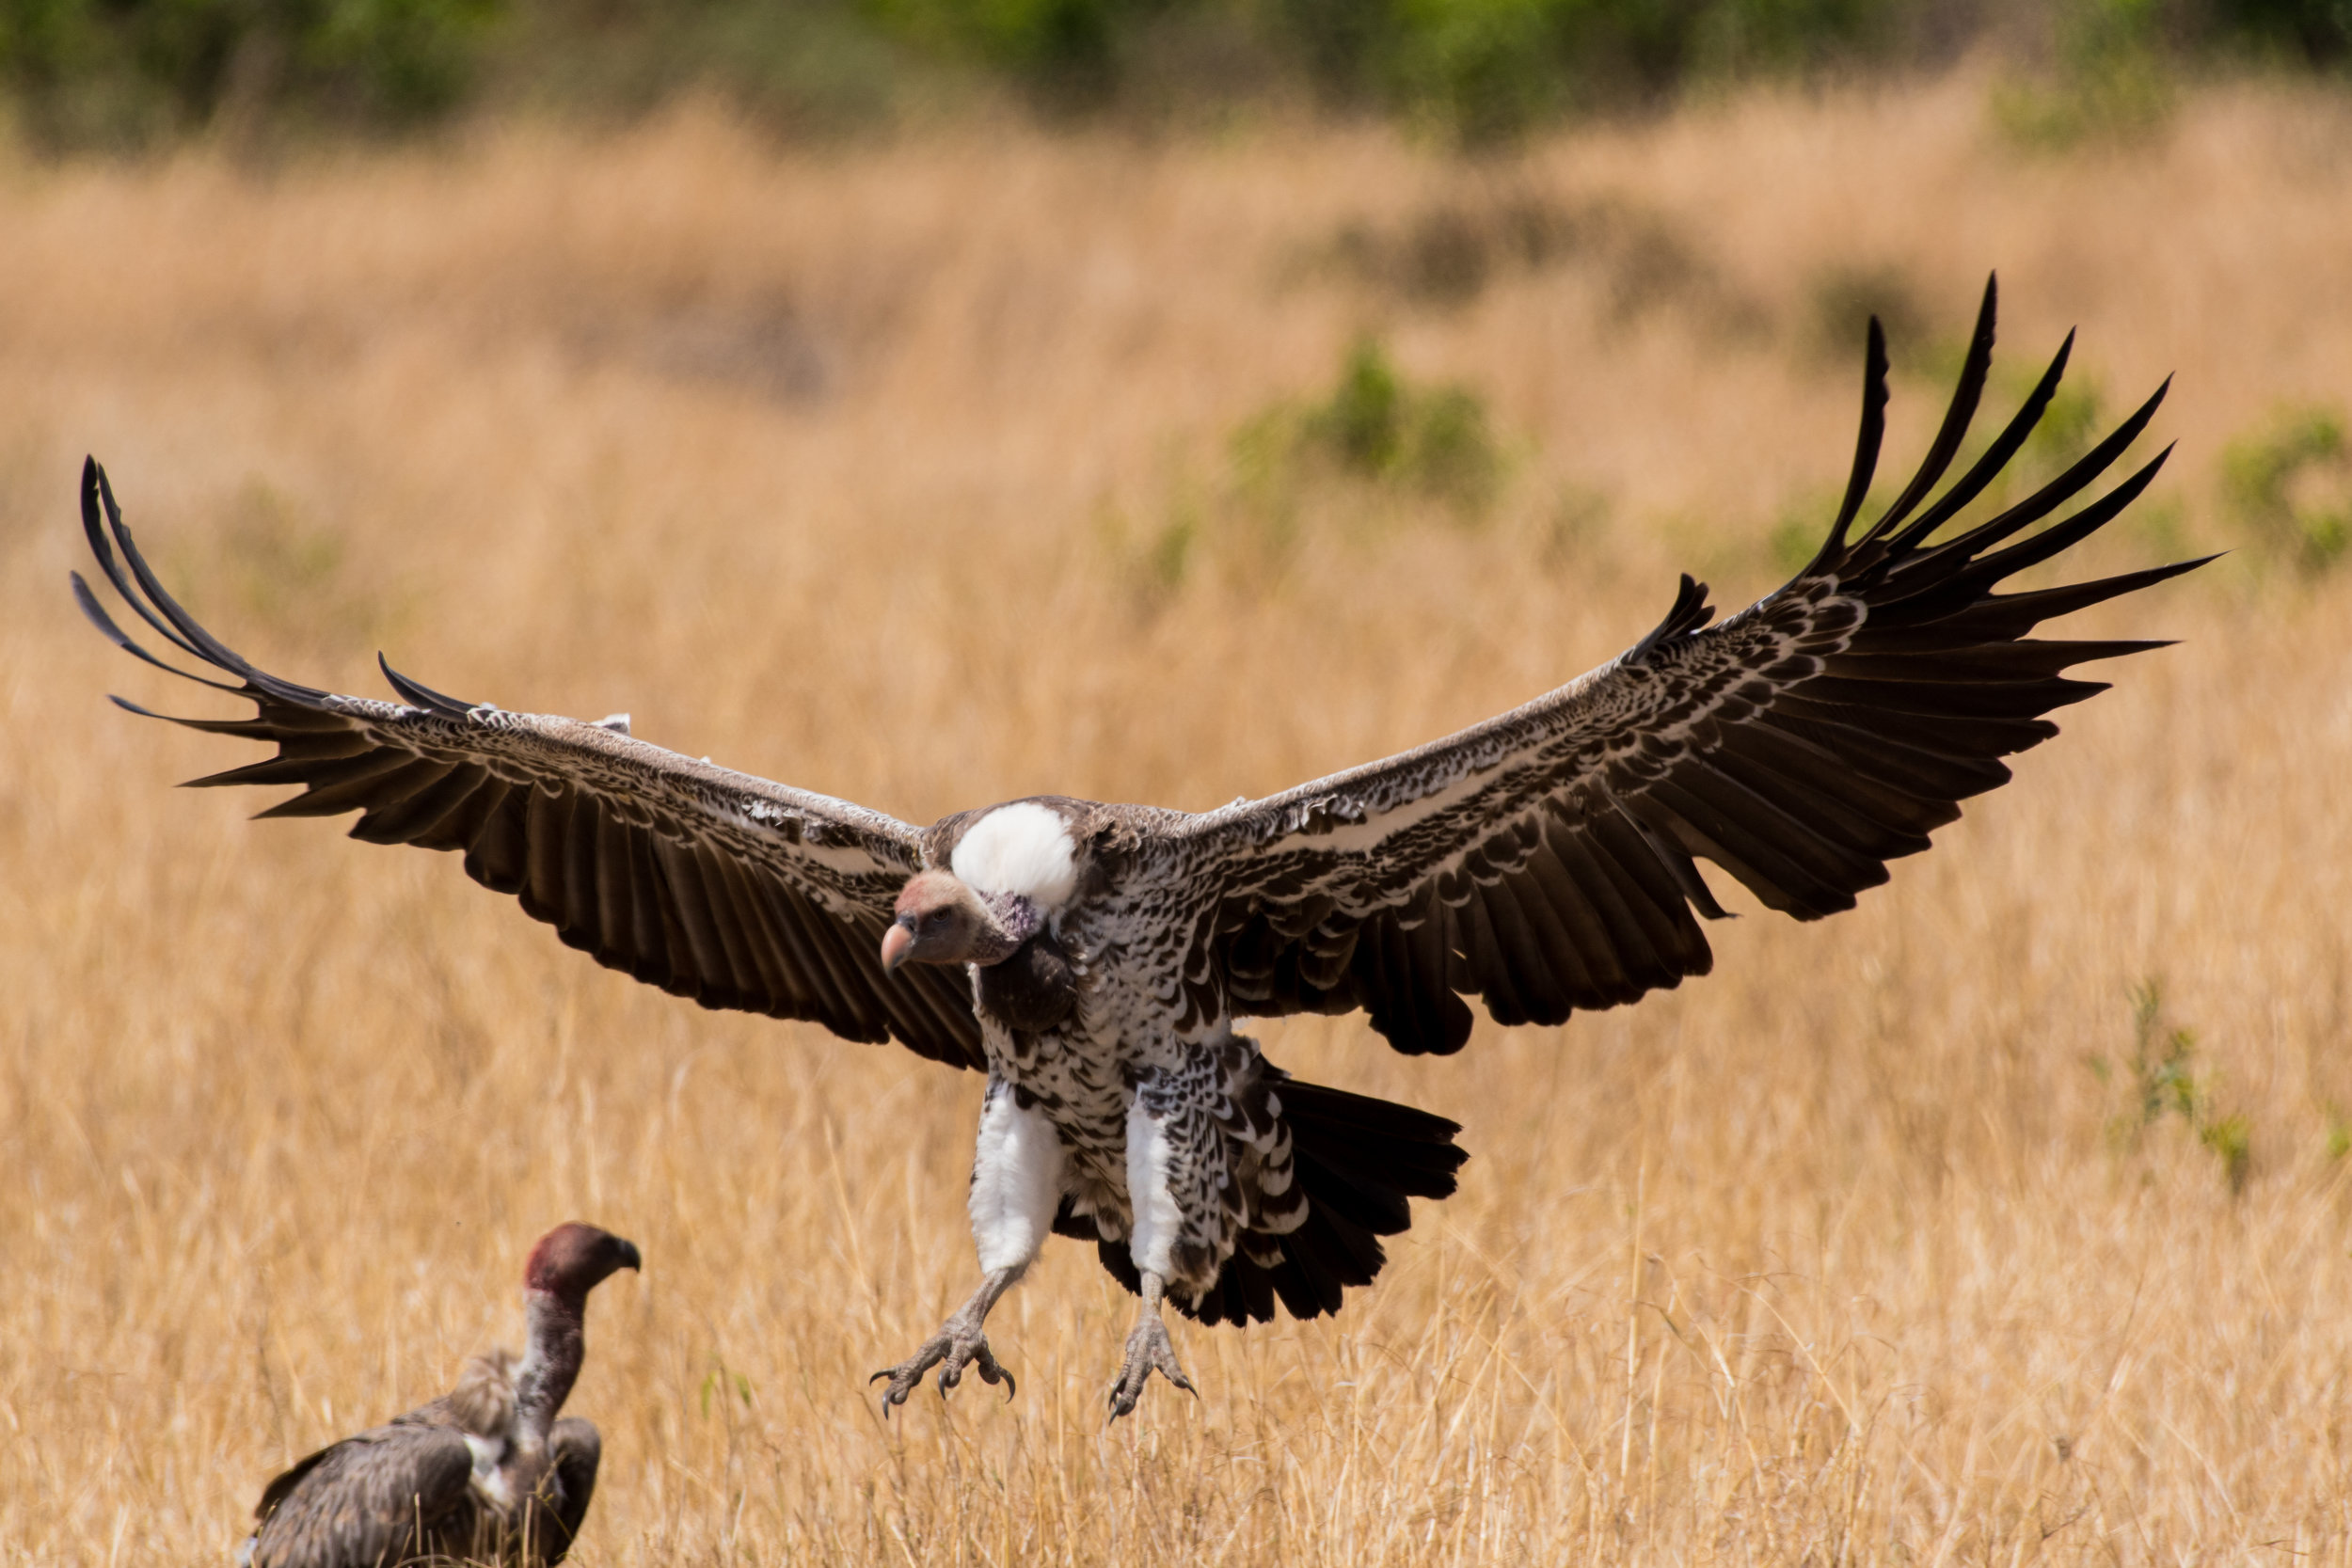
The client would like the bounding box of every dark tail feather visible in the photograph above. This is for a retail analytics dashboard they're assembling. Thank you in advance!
[1073,1078,1469,1328]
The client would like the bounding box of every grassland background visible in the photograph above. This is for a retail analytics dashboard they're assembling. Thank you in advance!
[7,71,2352,1564]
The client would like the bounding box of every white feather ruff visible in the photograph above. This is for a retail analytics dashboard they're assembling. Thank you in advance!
[952,801,1079,909]
[1124,1101,1182,1280]
[969,1085,1067,1275]
[465,1433,516,1508]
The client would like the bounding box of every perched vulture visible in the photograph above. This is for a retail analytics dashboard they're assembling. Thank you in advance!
[238,1224,640,1568]
[81,279,2200,1420]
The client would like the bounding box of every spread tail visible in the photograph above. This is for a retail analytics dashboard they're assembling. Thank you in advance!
[1071,1075,1469,1326]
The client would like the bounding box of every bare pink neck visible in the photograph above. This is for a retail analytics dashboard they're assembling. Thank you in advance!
[513,1289,585,1442]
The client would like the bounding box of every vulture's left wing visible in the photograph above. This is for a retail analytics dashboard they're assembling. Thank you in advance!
[246,1421,474,1567]
[1165,278,2206,1055]
[72,462,982,1070]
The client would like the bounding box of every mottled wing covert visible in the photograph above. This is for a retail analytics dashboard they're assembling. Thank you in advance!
[247,1423,472,1568]
[73,463,982,1070]
[1168,277,2206,1055]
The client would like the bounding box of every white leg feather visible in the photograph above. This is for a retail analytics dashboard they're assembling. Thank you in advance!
[872,1080,1066,1413]
[970,1082,1067,1275]
[1124,1098,1182,1281]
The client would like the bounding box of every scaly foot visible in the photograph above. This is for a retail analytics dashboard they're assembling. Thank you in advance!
[1106,1311,1194,1422]
[870,1308,1015,1413]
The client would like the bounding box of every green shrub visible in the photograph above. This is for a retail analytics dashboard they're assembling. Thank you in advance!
[2212,0,2352,63]
[0,0,500,146]
[1990,0,2176,153]
[2091,980,2253,1196]
[494,0,908,137]
[1278,0,1896,147]
[1389,0,1561,148]
[1112,337,1508,602]
[1294,336,1503,509]
[2221,404,2352,575]
[1301,337,1408,477]
[10,0,2352,151]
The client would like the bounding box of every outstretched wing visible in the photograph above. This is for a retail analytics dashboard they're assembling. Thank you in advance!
[1167,277,2207,1056]
[73,462,982,1070]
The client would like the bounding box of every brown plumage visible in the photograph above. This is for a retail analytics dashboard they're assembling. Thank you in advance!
[80,277,2201,1418]
[240,1225,640,1568]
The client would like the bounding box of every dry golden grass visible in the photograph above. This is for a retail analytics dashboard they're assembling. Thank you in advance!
[8,71,2352,1565]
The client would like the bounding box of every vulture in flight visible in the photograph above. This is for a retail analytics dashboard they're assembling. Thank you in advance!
[238,1223,641,1568]
[79,279,2201,1419]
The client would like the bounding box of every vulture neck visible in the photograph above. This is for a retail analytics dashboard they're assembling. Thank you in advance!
[971,891,1043,966]
[512,1287,586,1444]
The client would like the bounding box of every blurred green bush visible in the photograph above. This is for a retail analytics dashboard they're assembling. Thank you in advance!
[1263,334,1503,514]
[6,0,2352,150]
[0,0,499,145]
[2222,403,2352,575]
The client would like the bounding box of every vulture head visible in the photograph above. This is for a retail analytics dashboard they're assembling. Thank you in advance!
[881,871,1037,971]
[524,1223,643,1303]
[882,800,1077,974]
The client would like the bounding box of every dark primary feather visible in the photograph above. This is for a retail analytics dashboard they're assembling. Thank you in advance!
[1177,276,2207,1056]
[72,459,982,1072]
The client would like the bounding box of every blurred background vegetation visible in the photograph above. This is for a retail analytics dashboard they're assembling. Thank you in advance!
[1,0,2349,152]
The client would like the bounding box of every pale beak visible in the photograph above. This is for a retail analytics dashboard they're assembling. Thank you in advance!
[880,921,914,973]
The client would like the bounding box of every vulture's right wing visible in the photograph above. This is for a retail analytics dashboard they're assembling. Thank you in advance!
[74,462,982,1071]
[1167,277,2207,1055]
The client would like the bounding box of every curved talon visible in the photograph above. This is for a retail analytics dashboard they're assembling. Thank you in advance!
[872,1267,1025,1418]
[870,1344,948,1415]
[1105,1314,1194,1423]
[869,1366,915,1414]
[871,1324,1015,1416]
[948,1354,1015,1402]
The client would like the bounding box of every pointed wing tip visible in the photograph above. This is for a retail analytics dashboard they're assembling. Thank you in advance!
[2140,550,2224,588]
[1822,319,1896,553]
[68,569,110,626]
[2064,637,2179,665]
[80,460,108,543]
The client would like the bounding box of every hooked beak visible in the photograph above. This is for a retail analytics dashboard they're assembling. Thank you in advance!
[880,919,915,973]
[615,1238,644,1273]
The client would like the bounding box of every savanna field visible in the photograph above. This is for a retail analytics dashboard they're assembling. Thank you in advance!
[9,73,2352,1564]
